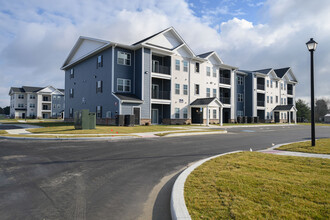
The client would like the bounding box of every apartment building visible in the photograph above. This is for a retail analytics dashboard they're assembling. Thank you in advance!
[61,27,297,125]
[237,67,298,123]
[8,86,65,119]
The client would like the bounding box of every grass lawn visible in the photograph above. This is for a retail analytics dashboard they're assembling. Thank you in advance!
[185,152,330,219]
[0,134,131,138]
[0,130,8,134]
[277,138,330,154]
[298,123,330,126]
[27,124,184,134]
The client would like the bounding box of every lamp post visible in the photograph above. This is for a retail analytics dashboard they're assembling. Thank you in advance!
[306,38,318,146]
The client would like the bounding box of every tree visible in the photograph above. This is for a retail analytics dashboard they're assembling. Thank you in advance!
[3,106,10,115]
[315,99,328,122]
[296,99,310,122]
[0,107,3,114]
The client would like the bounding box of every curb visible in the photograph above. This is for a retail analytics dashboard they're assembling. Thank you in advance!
[163,130,227,137]
[170,150,242,220]
[0,135,138,141]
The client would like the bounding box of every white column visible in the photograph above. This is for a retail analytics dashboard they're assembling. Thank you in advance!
[206,106,209,126]
[294,111,297,124]
[219,107,223,126]
[288,111,291,124]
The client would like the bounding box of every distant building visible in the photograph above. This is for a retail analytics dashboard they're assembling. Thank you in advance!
[8,86,65,119]
[325,114,330,123]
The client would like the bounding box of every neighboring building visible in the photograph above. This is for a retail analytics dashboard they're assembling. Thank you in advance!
[237,67,298,123]
[61,27,298,125]
[324,114,330,123]
[8,86,65,119]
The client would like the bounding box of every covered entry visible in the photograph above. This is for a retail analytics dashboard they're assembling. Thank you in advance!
[273,105,297,124]
[190,97,223,126]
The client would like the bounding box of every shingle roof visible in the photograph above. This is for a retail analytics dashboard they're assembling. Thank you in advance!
[254,68,273,74]
[273,105,295,111]
[132,27,171,46]
[10,87,25,93]
[114,93,143,103]
[190,97,217,106]
[22,86,43,93]
[197,51,214,58]
[274,67,290,78]
[238,70,253,74]
[58,89,65,93]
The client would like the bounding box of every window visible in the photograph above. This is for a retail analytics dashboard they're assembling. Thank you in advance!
[270,80,273,88]
[284,98,286,104]
[284,83,286,90]
[195,84,200,95]
[18,103,24,108]
[276,96,278,103]
[29,95,35,99]
[117,51,131,66]
[53,104,56,109]
[69,108,74,118]
[195,62,200,73]
[175,60,180,71]
[213,109,217,119]
[18,94,24,99]
[70,88,74,98]
[206,67,210,76]
[175,108,180,119]
[29,104,35,108]
[213,89,216,97]
[267,80,269,87]
[96,105,102,118]
[237,110,243,117]
[206,88,210,97]
[53,96,57,100]
[97,55,103,68]
[70,68,74,78]
[271,96,273,104]
[183,61,188,72]
[281,83,283,90]
[57,104,61,109]
[43,105,48,110]
[96,80,103,93]
[183,85,188,95]
[238,93,243,102]
[281,98,283,104]
[213,68,217,77]
[117,79,131,92]
[183,108,188,119]
[267,112,270,119]
[175,84,180,95]
[237,76,244,85]
[267,96,269,103]
[276,81,278,88]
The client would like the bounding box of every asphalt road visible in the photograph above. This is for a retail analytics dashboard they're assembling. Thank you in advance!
[0,125,329,220]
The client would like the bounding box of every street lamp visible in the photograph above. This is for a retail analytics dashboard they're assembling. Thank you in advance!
[306,38,318,146]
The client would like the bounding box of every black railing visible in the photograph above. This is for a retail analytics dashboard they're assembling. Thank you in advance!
[152,63,170,75]
[257,101,265,107]
[257,84,265,90]
[220,97,230,104]
[287,90,293,95]
[151,91,170,100]
[43,97,51,101]
[220,77,230,85]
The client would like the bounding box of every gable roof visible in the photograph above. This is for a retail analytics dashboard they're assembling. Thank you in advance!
[254,68,273,75]
[113,93,143,103]
[197,51,214,59]
[273,105,296,111]
[9,86,64,95]
[132,27,172,46]
[22,86,43,93]
[274,67,290,78]
[190,97,223,107]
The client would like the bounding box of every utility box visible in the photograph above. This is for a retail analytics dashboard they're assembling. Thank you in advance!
[253,116,259,123]
[242,116,247,123]
[116,115,125,126]
[124,115,135,126]
[74,109,96,130]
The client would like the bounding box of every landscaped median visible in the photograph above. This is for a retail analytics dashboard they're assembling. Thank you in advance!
[276,138,330,154]
[183,151,329,219]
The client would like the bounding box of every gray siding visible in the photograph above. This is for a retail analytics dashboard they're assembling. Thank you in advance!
[64,47,120,119]
[121,103,141,115]
[236,74,245,113]
[114,47,135,93]
[140,48,151,119]
[245,73,253,116]
[52,94,64,117]
[135,48,143,99]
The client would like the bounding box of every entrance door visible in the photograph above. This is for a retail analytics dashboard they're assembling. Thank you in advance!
[22,113,25,119]
[274,112,280,123]
[151,109,158,124]
[133,107,140,125]
[191,108,203,124]
[152,84,159,99]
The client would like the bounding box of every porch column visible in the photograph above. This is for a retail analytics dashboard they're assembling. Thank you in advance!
[289,111,291,124]
[219,107,223,126]
[294,110,297,124]
[206,106,209,126]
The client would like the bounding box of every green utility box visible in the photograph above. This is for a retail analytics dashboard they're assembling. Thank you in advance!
[74,109,96,130]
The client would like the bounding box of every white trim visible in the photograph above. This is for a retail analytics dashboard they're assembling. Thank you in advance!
[112,45,116,93]
[142,47,144,100]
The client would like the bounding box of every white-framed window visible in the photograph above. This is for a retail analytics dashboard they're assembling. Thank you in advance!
[70,88,74,98]
[270,80,273,88]
[281,98,283,104]
[195,62,200,73]
[267,80,269,87]
[53,96,57,100]
[96,105,102,118]
[213,68,217,77]
[238,93,243,102]
[96,80,103,93]
[175,108,180,119]
[276,81,278,88]
[175,60,180,71]
[69,108,74,118]
[117,78,131,92]
[267,96,269,103]
[195,84,200,95]
[206,67,211,76]
[175,84,180,95]
[206,88,210,97]
[281,83,283,90]
[29,104,35,108]
[284,98,286,104]
[57,104,61,109]
[183,61,188,72]
[213,89,217,97]
[97,55,103,68]
[276,96,278,103]
[284,83,286,90]
[267,112,270,119]
[117,51,131,66]
[213,109,217,119]
[271,96,273,104]
[183,108,188,119]
[29,95,35,99]
[183,85,188,95]
[237,110,244,117]
[18,94,24,99]
[70,68,74,78]
[18,103,24,108]
[237,76,244,85]
[53,104,56,109]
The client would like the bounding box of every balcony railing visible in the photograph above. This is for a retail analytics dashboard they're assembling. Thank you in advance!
[220,77,230,85]
[220,97,230,104]
[42,97,51,102]
[257,84,265,90]
[287,90,293,95]
[152,63,170,75]
[151,91,170,100]
[257,101,265,107]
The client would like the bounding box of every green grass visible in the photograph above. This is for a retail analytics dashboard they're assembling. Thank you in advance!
[27,124,184,134]
[298,123,330,126]
[0,130,8,134]
[277,138,330,154]
[185,152,330,219]
[0,134,131,138]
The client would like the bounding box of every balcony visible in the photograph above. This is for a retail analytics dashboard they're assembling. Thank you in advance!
[152,64,170,75]
[257,84,265,90]
[152,91,170,100]
[220,97,230,104]
[287,89,293,95]
[220,77,230,85]
[152,55,171,75]
[257,101,265,107]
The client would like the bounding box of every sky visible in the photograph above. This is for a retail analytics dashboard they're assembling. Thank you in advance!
[0,0,329,107]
